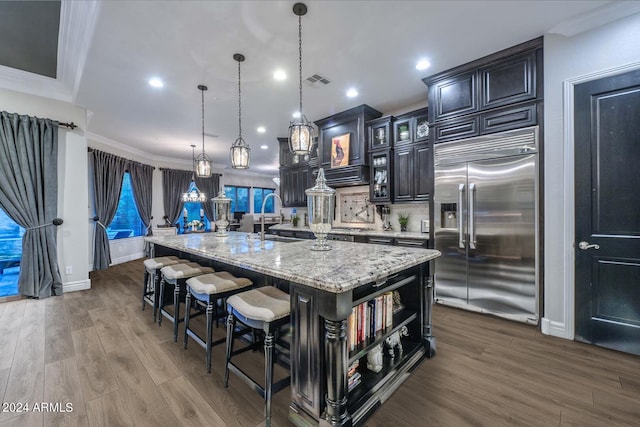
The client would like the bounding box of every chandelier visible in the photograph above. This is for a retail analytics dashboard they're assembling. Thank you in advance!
[182,144,207,202]
[195,84,212,177]
[230,53,251,169]
[288,3,314,157]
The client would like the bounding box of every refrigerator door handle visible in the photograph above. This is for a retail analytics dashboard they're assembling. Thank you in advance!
[458,184,465,248]
[469,183,476,249]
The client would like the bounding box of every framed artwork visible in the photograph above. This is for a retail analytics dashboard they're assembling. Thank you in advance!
[331,133,350,168]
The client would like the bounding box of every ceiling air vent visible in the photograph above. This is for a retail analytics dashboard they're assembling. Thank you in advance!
[305,73,330,86]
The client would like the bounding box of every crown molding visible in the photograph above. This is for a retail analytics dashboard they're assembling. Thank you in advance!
[548,1,640,37]
[0,64,72,102]
[58,0,102,102]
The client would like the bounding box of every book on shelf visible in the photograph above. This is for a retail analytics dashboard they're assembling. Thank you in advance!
[346,293,396,351]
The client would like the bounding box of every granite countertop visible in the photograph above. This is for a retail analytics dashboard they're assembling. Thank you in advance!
[145,232,440,293]
[269,223,429,240]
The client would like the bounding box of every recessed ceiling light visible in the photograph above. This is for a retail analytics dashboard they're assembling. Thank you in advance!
[292,111,301,119]
[346,88,358,98]
[260,144,269,150]
[148,77,164,88]
[416,59,431,71]
[257,126,266,133]
[273,69,287,81]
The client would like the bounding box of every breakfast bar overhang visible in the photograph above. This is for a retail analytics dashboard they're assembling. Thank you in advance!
[145,232,440,427]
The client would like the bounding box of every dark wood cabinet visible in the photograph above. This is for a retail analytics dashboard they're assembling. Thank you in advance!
[423,37,543,144]
[367,115,394,151]
[393,142,431,203]
[479,50,538,110]
[430,70,478,122]
[315,104,382,187]
[279,138,318,207]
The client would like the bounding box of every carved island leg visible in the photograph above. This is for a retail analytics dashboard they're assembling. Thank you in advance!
[324,318,350,427]
[423,274,436,358]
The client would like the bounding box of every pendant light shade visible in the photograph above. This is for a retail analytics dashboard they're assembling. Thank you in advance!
[288,3,315,157]
[195,84,212,177]
[182,144,207,202]
[230,53,251,169]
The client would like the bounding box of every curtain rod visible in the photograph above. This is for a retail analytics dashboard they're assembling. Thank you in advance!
[159,167,222,176]
[87,147,156,170]
[58,121,77,129]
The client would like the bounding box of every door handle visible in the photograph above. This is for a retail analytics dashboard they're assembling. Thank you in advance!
[578,241,600,250]
[458,184,465,249]
[469,183,476,249]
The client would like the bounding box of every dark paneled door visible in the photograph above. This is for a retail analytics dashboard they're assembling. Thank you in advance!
[574,68,640,355]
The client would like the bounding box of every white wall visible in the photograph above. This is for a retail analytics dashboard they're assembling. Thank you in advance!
[1,87,90,292]
[542,13,640,338]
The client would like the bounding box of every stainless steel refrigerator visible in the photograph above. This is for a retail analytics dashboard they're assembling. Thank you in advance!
[434,126,539,324]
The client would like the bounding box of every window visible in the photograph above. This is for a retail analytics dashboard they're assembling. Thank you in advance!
[254,188,275,214]
[106,172,146,239]
[0,208,23,297]
[224,186,249,213]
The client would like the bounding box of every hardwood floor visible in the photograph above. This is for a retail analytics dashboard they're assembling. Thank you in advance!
[0,260,638,427]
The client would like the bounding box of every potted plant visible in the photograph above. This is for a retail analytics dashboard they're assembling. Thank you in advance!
[292,215,300,227]
[398,213,409,232]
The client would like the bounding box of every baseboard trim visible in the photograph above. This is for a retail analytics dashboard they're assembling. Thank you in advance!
[63,278,91,293]
[541,317,569,339]
[111,252,145,266]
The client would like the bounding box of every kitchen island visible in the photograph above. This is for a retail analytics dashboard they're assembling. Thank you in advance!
[145,232,440,427]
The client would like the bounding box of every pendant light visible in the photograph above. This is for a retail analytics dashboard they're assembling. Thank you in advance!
[182,144,207,202]
[230,53,251,169]
[195,84,212,177]
[288,2,314,157]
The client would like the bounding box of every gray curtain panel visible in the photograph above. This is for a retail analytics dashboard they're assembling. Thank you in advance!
[127,161,153,234]
[0,111,63,297]
[194,174,220,222]
[92,150,127,270]
[162,168,192,225]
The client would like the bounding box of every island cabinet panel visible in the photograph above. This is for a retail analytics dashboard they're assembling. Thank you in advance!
[315,104,382,187]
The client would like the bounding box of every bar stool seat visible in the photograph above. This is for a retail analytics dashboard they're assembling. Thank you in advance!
[142,256,188,321]
[158,262,214,342]
[184,271,254,373]
[224,286,291,427]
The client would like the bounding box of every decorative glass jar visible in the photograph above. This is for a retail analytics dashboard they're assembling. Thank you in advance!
[212,189,231,237]
[305,168,335,251]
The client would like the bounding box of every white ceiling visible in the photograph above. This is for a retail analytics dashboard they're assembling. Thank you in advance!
[1,0,636,176]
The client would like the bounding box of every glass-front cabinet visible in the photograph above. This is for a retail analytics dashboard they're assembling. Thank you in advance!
[367,115,394,151]
[370,150,392,203]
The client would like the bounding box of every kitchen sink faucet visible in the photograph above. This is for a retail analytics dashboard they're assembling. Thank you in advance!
[261,192,283,241]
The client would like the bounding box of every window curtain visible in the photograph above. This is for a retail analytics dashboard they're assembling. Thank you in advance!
[92,150,127,270]
[162,168,192,225]
[128,161,154,235]
[0,111,63,297]
[194,173,220,222]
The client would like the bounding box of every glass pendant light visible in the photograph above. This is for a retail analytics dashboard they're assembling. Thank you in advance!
[195,84,212,177]
[288,3,314,157]
[182,144,207,202]
[230,53,251,169]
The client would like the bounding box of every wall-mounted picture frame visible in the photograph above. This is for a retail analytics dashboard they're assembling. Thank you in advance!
[331,133,350,168]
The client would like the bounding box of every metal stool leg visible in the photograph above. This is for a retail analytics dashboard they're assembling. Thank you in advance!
[264,332,274,427]
[224,313,236,388]
[158,278,166,326]
[152,271,161,322]
[184,291,192,349]
[142,269,149,310]
[206,300,214,374]
[173,281,181,342]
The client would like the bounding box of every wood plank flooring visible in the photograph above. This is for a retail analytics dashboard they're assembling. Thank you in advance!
[0,260,638,427]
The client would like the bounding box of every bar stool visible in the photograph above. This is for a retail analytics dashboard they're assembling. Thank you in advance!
[158,262,214,342]
[142,256,188,321]
[184,271,254,373]
[224,286,291,427]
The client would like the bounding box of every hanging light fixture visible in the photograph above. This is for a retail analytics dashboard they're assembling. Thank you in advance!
[182,144,207,202]
[230,53,251,169]
[195,84,212,177]
[288,2,314,157]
